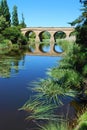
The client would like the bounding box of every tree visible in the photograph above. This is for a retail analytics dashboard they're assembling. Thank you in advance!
[0,15,8,32]
[80,0,87,4]
[2,26,28,45]
[2,26,21,43]
[0,3,2,16]
[20,13,26,28]
[76,1,87,47]
[3,0,10,26]
[69,0,87,47]
[0,0,11,26]
[12,5,19,26]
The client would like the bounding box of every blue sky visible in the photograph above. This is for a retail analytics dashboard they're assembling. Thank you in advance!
[7,0,82,27]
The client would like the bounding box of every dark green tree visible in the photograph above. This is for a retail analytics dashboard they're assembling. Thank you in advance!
[20,13,26,28]
[0,0,10,26]
[2,26,20,43]
[3,0,10,26]
[0,3,2,16]
[80,0,87,4]
[0,0,4,16]
[2,26,28,45]
[69,0,87,47]
[12,5,19,26]
[76,1,87,47]
[0,15,8,32]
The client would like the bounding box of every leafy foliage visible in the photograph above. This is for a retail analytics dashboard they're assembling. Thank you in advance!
[0,1,27,46]
[76,25,87,47]
[18,34,28,45]
[12,5,19,26]
[0,0,10,26]
[0,15,8,32]
[2,26,28,44]
[2,26,20,43]
[20,13,26,28]
[70,0,87,47]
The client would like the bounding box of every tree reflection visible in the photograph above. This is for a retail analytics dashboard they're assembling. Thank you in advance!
[28,43,36,52]
[0,53,25,78]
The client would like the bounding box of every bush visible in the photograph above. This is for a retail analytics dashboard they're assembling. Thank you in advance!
[0,39,12,49]
[12,44,19,51]
[2,26,21,44]
[18,34,28,45]
[76,25,87,47]
[0,39,12,54]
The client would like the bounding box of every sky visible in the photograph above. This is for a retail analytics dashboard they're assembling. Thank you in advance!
[7,0,82,27]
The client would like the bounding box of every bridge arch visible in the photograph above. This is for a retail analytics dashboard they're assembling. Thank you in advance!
[54,31,66,42]
[25,30,36,40]
[39,31,51,42]
[69,31,76,37]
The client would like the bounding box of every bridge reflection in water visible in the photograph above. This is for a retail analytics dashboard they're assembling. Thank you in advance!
[25,43,63,56]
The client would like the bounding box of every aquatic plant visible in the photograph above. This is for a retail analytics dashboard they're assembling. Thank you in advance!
[19,98,61,121]
[39,121,69,130]
[33,78,76,104]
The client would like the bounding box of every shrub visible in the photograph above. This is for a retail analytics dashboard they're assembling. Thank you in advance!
[2,26,21,44]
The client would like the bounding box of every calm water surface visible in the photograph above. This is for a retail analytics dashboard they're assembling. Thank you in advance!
[0,54,61,130]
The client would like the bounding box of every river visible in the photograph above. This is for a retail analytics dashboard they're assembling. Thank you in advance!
[0,52,61,130]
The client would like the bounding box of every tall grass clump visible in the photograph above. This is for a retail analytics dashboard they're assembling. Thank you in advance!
[40,121,69,130]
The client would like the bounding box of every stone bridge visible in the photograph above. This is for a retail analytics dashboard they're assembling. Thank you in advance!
[21,27,75,42]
